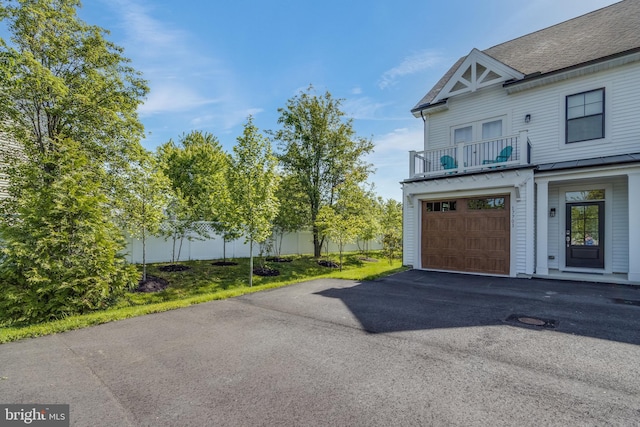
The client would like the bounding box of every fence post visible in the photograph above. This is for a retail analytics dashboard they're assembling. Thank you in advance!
[519,130,528,164]
[409,150,416,177]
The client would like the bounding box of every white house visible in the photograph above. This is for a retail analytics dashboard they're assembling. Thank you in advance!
[402,0,640,284]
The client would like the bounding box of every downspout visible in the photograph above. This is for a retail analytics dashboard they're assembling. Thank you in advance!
[420,110,428,151]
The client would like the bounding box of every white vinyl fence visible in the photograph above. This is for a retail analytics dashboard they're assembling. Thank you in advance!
[125,229,382,264]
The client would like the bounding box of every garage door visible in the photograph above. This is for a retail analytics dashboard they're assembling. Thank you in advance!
[421,196,510,275]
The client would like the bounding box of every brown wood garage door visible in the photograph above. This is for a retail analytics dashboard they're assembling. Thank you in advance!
[421,196,510,275]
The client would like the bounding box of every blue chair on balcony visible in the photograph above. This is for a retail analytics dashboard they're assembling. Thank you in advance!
[440,155,457,172]
[482,146,513,165]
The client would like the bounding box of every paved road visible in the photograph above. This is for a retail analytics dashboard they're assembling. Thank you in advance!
[1,270,639,426]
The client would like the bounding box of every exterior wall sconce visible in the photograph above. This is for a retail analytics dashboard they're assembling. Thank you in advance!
[550,208,556,217]
[525,114,531,123]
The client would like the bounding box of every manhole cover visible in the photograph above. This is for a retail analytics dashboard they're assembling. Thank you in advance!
[505,314,557,328]
[518,317,546,326]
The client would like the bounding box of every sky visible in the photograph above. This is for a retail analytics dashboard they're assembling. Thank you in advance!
[7,0,623,200]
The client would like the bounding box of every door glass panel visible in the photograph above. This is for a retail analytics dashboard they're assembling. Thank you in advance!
[570,205,600,246]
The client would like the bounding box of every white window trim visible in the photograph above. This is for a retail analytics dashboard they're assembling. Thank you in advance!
[450,114,509,144]
[557,82,611,151]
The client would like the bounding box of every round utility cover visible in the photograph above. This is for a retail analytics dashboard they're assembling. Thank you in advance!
[517,317,546,326]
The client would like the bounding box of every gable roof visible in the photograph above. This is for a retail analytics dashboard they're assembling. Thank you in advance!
[413,0,640,114]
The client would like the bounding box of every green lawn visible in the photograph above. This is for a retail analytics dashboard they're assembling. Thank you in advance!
[0,253,406,343]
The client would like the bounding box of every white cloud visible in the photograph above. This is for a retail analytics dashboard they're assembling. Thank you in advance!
[351,86,363,95]
[342,97,389,120]
[190,108,265,131]
[378,50,445,89]
[139,85,220,115]
[371,126,423,154]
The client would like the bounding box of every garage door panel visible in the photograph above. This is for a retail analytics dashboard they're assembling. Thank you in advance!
[422,196,510,275]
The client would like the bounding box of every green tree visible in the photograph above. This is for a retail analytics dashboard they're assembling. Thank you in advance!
[228,117,279,287]
[315,180,368,271]
[271,173,308,257]
[116,154,171,281]
[355,187,382,257]
[0,0,148,323]
[273,86,374,257]
[158,131,232,260]
[0,140,137,325]
[380,199,403,264]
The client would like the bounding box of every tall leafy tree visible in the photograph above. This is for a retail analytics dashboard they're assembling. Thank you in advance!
[228,117,279,287]
[271,173,308,257]
[315,180,368,270]
[273,86,374,257]
[0,140,138,324]
[158,131,232,260]
[0,0,148,323]
[117,154,171,282]
[380,198,403,264]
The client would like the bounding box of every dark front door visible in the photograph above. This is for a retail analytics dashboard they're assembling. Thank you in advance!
[566,201,604,268]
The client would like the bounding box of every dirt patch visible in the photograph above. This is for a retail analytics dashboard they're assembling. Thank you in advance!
[253,266,280,276]
[358,257,379,263]
[317,260,340,269]
[134,276,169,293]
[212,261,239,266]
[158,264,191,272]
[265,257,293,263]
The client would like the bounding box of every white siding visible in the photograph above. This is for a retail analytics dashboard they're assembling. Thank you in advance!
[612,176,629,273]
[402,192,416,267]
[423,61,640,165]
[514,185,529,274]
[547,186,561,269]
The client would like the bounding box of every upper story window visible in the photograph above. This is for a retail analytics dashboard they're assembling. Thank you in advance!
[566,88,604,143]
[452,117,504,144]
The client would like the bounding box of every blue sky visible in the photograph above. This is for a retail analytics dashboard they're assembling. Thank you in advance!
[13,0,623,200]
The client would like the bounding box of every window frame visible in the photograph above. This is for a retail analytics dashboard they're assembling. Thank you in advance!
[451,115,506,145]
[565,88,605,144]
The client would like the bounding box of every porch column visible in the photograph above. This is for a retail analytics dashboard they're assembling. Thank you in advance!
[525,176,535,275]
[536,179,549,276]
[629,173,640,282]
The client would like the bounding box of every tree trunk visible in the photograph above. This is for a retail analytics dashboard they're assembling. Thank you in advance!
[223,237,227,263]
[142,227,147,281]
[312,225,325,258]
[249,239,253,287]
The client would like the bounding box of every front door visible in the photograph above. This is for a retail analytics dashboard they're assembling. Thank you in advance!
[565,201,604,268]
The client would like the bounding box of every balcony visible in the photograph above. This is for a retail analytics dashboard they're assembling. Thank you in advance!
[408,131,531,179]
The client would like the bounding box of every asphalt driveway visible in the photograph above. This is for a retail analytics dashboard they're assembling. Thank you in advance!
[1,270,639,426]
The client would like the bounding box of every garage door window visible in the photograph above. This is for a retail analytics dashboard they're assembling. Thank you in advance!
[468,197,505,210]
[425,200,457,212]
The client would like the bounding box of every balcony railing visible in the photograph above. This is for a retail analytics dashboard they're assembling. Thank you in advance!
[409,130,531,178]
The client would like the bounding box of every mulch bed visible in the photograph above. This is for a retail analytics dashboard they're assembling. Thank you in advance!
[134,275,169,293]
[253,266,280,276]
[158,264,191,272]
[212,261,239,266]
[317,260,340,269]
[265,257,293,263]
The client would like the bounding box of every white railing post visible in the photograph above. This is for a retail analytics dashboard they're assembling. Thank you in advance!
[518,130,528,164]
[409,150,416,177]
[456,142,465,172]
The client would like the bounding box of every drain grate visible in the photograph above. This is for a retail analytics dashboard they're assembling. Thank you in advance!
[505,314,557,328]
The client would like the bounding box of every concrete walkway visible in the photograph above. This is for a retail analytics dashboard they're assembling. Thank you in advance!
[1,271,639,426]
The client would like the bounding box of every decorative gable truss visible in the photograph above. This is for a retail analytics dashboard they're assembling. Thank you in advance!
[432,49,524,103]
